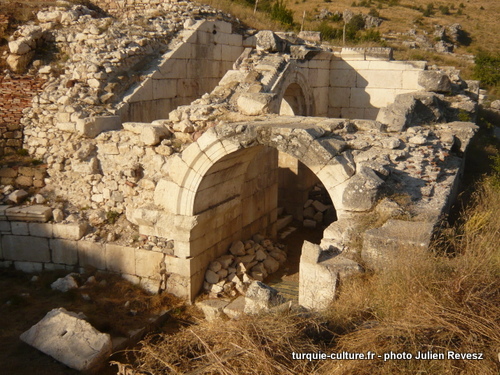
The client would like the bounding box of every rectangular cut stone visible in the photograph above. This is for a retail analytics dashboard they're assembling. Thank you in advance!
[135,249,164,279]
[330,69,356,88]
[15,261,43,273]
[2,235,50,262]
[329,87,351,108]
[29,223,53,238]
[106,244,136,274]
[50,239,78,265]
[357,70,403,89]
[0,220,11,232]
[78,241,106,270]
[11,222,29,235]
[76,116,121,138]
[20,308,112,372]
[52,223,87,240]
[6,205,52,222]
[0,205,11,220]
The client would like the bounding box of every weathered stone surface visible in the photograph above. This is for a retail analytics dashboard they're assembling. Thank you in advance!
[229,241,245,256]
[255,31,285,52]
[244,281,285,314]
[362,220,434,269]
[223,295,246,319]
[237,93,276,116]
[418,70,452,93]
[20,308,112,371]
[7,190,28,204]
[51,274,79,292]
[196,299,230,321]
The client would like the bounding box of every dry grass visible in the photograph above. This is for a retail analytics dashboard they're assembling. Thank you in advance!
[123,176,500,374]
[123,312,325,374]
[318,178,500,374]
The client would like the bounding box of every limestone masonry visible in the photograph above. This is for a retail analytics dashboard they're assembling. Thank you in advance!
[0,0,479,307]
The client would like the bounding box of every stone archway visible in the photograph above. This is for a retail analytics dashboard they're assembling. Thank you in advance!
[273,68,315,116]
[155,119,361,300]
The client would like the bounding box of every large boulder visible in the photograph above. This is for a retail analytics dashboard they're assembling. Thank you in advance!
[418,70,452,93]
[20,308,112,371]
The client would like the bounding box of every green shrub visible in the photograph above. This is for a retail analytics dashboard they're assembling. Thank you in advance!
[368,8,380,17]
[423,3,435,16]
[360,29,381,42]
[473,50,500,87]
[439,5,450,15]
[346,13,365,40]
[317,21,342,40]
[270,0,294,26]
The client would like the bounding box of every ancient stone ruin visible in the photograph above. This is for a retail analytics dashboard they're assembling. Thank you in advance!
[0,0,479,310]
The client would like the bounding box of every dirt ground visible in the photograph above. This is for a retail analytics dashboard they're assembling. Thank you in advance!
[0,268,184,374]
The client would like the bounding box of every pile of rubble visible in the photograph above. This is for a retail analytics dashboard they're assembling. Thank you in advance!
[302,184,336,228]
[203,235,287,298]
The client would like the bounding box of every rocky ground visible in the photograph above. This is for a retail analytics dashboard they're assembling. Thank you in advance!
[0,268,184,374]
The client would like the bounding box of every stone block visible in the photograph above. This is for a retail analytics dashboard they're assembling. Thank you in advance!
[152,79,177,99]
[52,223,87,240]
[363,88,397,108]
[0,220,9,232]
[106,244,136,274]
[330,69,356,88]
[196,299,230,321]
[6,205,52,222]
[2,235,49,262]
[223,295,246,319]
[78,241,106,270]
[237,93,276,116]
[50,239,78,265]
[362,220,434,269]
[328,87,351,108]
[135,249,164,279]
[141,125,171,146]
[154,179,181,213]
[76,116,122,138]
[11,222,29,235]
[356,69,403,89]
[244,281,285,314]
[15,261,43,273]
[20,308,112,371]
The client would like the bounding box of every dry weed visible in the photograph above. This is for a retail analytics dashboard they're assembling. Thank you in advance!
[126,312,324,375]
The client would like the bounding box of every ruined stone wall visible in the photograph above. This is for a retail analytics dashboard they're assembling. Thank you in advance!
[328,48,426,119]
[118,20,244,122]
[94,0,167,15]
[0,214,164,293]
[0,74,44,155]
[291,48,425,120]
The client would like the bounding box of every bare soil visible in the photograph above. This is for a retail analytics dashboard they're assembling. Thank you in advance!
[0,268,183,374]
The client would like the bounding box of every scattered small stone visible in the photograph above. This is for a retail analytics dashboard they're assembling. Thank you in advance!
[30,275,39,282]
[51,274,78,292]
[8,189,28,204]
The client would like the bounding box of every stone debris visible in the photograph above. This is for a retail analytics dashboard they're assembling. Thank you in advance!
[7,190,28,204]
[20,307,112,371]
[51,273,79,292]
[244,281,285,314]
[204,236,287,298]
